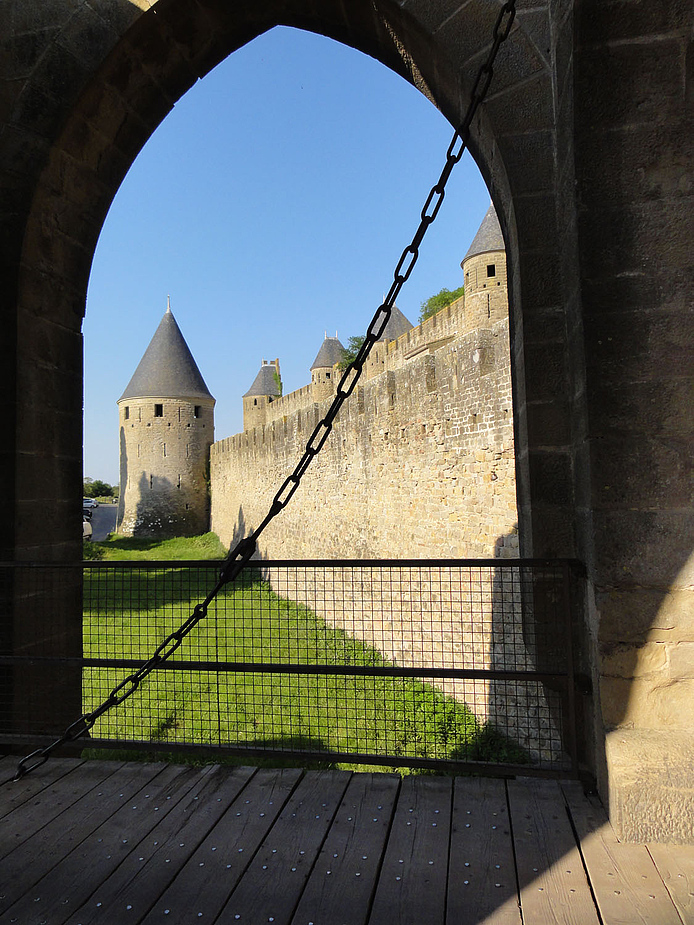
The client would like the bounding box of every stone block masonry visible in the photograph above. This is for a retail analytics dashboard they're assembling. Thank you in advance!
[210,304,518,562]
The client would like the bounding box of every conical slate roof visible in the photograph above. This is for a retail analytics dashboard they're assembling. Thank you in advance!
[243,362,282,398]
[463,203,504,262]
[378,305,414,342]
[310,336,346,371]
[119,305,214,403]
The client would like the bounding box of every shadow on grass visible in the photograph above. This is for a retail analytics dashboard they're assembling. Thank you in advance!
[94,536,163,553]
[82,734,345,772]
[85,532,227,561]
[81,720,529,776]
[451,722,529,765]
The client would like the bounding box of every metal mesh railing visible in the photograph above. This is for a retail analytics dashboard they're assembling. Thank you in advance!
[0,559,580,775]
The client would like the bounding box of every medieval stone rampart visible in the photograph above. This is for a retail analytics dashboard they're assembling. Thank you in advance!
[210,297,518,561]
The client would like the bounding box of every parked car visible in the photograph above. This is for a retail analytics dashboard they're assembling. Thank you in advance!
[83,517,93,541]
[83,498,99,508]
[83,508,92,520]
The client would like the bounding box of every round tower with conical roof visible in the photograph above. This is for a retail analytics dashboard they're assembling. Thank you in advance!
[242,359,281,431]
[461,202,507,331]
[364,305,414,379]
[117,300,215,537]
[310,335,345,401]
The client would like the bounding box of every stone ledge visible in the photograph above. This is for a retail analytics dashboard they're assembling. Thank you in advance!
[605,729,694,844]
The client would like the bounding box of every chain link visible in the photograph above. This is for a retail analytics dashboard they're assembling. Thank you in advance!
[6,0,516,785]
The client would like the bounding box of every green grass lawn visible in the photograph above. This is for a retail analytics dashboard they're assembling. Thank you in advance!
[82,534,527,771]
[83,531,227,560]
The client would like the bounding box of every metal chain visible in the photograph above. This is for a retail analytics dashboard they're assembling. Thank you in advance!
[6,0,516,785]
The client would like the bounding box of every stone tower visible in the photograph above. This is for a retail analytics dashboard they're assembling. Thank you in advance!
[310,335,345,401]
[461,202,507,330]
[242,359,281,431]
[117,300,215,537]
[364,305,414,380]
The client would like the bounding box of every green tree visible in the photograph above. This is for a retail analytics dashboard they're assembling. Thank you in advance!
[84,478,113,498]
[336,335,365,371]
[419,285,464,323]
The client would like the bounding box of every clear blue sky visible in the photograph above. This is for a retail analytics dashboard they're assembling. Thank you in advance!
[84,26,490,486]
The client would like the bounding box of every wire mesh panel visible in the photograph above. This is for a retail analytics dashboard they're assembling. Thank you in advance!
[0,560,580,775]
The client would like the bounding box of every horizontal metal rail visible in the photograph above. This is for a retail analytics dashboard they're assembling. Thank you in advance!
[0,654,570,684]
[0,557,586,570]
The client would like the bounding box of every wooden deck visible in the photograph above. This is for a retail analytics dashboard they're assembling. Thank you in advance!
[0,757,692,924]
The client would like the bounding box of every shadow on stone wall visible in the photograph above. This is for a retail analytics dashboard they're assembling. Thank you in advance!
[230,505,252,553]
[486,528,573,768]
[120,471,205,539]
[116,426,127,531]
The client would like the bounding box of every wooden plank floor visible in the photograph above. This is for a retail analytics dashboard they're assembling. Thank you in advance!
[0,757,691,924]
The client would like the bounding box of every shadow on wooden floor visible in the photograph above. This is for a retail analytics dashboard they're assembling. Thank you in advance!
[0,757,691,924]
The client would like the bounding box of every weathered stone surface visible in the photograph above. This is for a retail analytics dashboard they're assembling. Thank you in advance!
[600,641,668,680]
[601,677,694,731]
[605,730,694,844]
[598,588,694,642]
[668,642,694,681]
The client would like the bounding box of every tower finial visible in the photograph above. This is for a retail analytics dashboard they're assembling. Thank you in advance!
[166,295,171,313]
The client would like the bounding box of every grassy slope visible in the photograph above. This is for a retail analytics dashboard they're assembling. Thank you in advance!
[83,534,526,771]
[84,531,227,560]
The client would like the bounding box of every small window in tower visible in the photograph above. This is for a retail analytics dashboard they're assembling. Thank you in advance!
[124,406,129,420]
[149,474,153,489]
[177,474,181,489]
[326,372,331,379]
[194,406,201,418]
[163,443,167,457]
[154,403,163,417]
[487,264,496,277]
[254,399,258,406]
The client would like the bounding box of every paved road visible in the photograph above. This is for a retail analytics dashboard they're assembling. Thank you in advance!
[88,502,118,541]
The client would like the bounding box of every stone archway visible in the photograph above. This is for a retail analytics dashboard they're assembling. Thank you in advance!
[8,0,574,566]
[2,0,692,842]
[1,0,597,815]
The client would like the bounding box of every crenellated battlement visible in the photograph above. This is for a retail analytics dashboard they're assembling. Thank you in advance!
[239,293,476,434]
